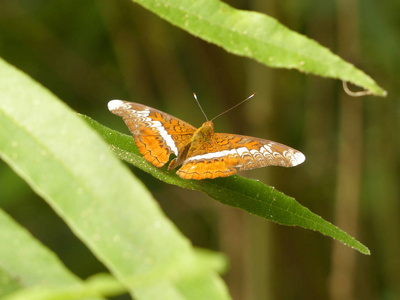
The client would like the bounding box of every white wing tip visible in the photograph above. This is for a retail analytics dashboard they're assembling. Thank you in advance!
[108,99,125,112]
[294,151,306,166]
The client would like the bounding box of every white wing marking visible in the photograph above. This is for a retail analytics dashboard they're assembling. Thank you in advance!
[185,147,249,163]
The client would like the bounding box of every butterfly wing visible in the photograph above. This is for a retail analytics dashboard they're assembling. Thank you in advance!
[177,133,305,180]
[108,100,196,167]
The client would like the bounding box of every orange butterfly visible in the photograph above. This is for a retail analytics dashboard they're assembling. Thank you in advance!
[108,98,305,180]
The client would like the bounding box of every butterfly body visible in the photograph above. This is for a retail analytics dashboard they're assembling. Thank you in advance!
[168,121,213,170]
[108,100,305,180]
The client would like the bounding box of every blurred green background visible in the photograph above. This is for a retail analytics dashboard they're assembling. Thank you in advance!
[0,0,398,299]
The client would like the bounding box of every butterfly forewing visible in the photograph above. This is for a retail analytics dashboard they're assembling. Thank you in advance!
[214,133,306,169]
[108,100,196,167]
[177,133,305,180]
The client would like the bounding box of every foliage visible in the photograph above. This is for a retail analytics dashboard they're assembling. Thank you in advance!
[0,58,229,299]
[0,0,392,299]
[132,0,385,96]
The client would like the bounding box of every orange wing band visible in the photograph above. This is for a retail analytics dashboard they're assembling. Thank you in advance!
[177,159,237,180]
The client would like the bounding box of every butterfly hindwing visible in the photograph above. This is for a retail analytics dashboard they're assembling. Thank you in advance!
[176,140,237,180]
[108,100,196,167]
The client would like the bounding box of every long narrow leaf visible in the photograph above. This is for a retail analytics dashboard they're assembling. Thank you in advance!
[0,209,106,300]
[0,58,230,299]
[84,115,370,255]
[131,0,386,96]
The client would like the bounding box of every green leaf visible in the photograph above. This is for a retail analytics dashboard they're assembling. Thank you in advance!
[0,209,105,300]
[2,274,123,300]
[0,269,22,298]
[0,57,230,299]
[131,0,386,96]
[5,250,227,300]
[83,115,370,255]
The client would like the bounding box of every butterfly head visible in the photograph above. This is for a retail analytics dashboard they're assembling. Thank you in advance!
[201,121,214,130]
[200,121,214,136]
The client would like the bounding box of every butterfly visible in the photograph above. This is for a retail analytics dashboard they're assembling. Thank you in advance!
[108,98,305,180]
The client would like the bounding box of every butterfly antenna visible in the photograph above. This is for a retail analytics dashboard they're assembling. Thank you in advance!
[193,93,209,121]
[211,93,257,122]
